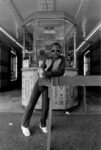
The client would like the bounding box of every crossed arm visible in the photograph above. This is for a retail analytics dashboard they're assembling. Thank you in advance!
[43,56,65,78]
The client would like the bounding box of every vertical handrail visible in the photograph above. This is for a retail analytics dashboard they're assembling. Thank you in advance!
[47,86,53,150]
[73,27,77,68]
[22,27,25,58]
[83,85,87,113]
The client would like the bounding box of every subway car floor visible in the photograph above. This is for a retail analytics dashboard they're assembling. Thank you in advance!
[0,89,24,113]
[0,89,100,150]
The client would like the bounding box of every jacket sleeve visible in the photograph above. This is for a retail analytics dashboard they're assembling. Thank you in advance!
[44,56,65,77]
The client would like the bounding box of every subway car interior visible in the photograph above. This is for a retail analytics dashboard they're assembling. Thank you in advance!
[0,0,101,149]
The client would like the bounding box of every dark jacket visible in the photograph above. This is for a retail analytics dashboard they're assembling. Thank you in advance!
[43,55,65,77]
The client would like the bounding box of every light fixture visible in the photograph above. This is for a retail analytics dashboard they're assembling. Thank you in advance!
[76,21,101,53]
[0,26,23,49]
[43,26,56,34]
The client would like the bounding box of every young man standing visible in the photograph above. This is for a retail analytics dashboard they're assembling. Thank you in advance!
[21,42,65,136]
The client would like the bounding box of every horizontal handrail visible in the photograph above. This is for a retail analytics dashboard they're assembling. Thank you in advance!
[39,75,101,150]
[39,75,101,86]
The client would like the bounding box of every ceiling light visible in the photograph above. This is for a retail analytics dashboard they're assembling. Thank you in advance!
[0,26,24,49]
[43,26,56,34]
[43,29,56,34]
[76,21,101,53]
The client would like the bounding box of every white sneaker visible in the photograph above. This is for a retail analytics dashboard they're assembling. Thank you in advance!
[65,111,70,115]
[21,125,30,137]
[39,124,48,133]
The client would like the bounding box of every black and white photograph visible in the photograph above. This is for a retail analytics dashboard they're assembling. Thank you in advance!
[0,0,101,149]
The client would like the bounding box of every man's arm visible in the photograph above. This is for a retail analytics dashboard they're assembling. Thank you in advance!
[43,56,65,77]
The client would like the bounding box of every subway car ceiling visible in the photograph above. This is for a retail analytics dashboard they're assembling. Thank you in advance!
[0,0,100,54]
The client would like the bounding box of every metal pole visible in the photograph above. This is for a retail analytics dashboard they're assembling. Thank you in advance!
[47,86,53,150]
[22,27,25,58]
[33,20,37,61]
[73,27,77,68]
[83,85,87,113]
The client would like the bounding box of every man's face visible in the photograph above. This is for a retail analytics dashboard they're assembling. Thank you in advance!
[50,45,61,58]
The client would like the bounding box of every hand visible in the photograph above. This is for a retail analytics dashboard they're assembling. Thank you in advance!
[39,60,44,68]
[38,68,44,78]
